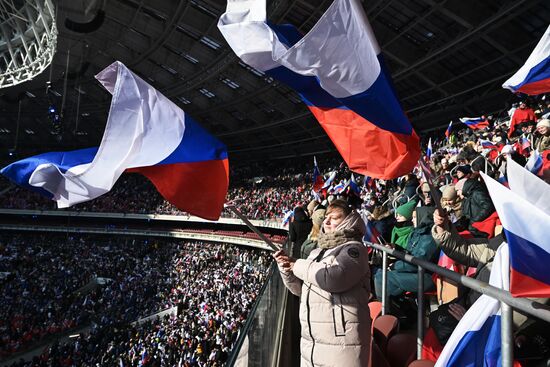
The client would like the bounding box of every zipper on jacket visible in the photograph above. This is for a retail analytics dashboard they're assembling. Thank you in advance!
[306,249,326,365]
[306,283,315,365]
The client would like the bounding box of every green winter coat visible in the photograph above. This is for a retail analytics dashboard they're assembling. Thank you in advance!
[393,222,439,273]
[300,237,318,259]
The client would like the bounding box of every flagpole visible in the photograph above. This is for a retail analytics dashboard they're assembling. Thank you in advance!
[417,158,444,212]
[500,301,514,367]
[225,204,282,251]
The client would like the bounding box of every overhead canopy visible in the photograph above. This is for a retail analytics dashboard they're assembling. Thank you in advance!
[0,0,548,163]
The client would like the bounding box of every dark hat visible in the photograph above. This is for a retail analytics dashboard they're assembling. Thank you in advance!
[456,164,472,175]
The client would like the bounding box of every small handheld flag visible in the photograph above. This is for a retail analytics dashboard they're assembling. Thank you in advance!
[445,121,452,140]
[525,150,543,175]
[479,139,498,150]
[312,156,325,192]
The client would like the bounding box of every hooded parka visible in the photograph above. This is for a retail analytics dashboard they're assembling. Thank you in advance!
[279,211,371,367]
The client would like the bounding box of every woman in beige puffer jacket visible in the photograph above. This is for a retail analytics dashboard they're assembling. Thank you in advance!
[274,200,371,367]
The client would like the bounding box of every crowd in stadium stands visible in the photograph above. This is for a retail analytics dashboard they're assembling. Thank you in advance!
[275,96,550,365]
[1,96,550,365]
[0,155,342,221]
[0,235,270,366]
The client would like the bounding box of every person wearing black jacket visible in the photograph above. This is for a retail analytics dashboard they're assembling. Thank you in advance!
[459,178,496,237]
[289,206,313,258]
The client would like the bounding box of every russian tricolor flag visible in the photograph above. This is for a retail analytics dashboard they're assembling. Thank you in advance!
[459,117,490,130]
[348,174,361,195]
[503,24,550,95]
[320,170,337,197]
[525,150,543,175]
[515,137,531,156]
[333,181,346,194]
[363,175,373,190]
[435,243,510,367]
[1,62,229,220]
[312,156,324,192]
[445,121,452,140]
[479,139,498,150]
[282,210,294,226]
[218,0,420,179]
[481,159,550,297]
[364,219,381,244]
[426,137,433,160]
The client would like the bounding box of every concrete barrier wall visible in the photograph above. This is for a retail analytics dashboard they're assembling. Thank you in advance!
[0,224,275,251]
[0,208,284,230]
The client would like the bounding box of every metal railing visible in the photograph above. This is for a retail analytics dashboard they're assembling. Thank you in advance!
[368,240,550,365]
[226,262,287,367]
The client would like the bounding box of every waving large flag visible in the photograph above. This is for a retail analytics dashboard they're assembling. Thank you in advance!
[435,243,509,367]
[480,161,550,297]
[503,24,550,95]
[1,62,229,220]
[218,0,420,179]
[459,117,489,130]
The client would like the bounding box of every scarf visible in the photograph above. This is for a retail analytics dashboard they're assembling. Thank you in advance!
[317,229,361,249]
[317,211,365,249]
[391,224,414,250]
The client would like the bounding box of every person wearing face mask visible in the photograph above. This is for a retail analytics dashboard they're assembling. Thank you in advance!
[273,199,371,367]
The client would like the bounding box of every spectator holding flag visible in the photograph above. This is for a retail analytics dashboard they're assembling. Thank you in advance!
[373,206,438,301]
[274,199,370,367]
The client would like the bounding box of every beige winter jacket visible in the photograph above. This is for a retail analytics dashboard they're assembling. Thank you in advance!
[431,225,549,328]
[431,225,496,268]
[279,239,371,367]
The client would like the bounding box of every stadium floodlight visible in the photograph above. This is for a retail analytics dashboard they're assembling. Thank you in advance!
[0,0,57,89]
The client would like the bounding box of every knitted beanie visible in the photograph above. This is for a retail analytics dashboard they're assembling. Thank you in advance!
[311,209,326,227]
[442,185,457,201]
[307,200,318,215]
[395,200,416,220]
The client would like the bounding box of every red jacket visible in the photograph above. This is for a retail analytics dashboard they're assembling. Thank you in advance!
[509,108,536,137]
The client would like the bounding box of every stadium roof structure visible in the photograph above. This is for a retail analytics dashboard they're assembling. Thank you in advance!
[0,0,549,163]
